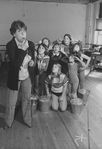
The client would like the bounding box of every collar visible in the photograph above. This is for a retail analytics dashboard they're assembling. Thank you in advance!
[14,38,29,49]
[37,54,45,60]
[15,38,22,48]
[53,52,60,56]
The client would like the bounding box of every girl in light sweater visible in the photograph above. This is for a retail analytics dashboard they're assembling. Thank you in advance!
[34,43,50,97]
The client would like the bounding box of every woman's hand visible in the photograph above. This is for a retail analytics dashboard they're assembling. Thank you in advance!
[74,56,81,62]
[42,63,46,69]
[74,56,86,67]
[47,93,51,98]
[79,66,87,71]
[29,60,34,67]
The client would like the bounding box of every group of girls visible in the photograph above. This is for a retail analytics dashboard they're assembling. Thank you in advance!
[33,34,91,112]
[4,20,91,130]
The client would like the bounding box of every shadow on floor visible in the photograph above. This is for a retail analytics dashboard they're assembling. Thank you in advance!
[0,104,6,128]
[67,102,73,113]
[0,103,26,128]
[14,103,25,125]
[0,117,5,128]
[0,104,6,113]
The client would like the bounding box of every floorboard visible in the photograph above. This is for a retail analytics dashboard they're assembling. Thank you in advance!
[0,67,102,149]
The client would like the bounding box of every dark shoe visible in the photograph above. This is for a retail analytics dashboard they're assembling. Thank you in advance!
[27,124,32,128]
[26,123,33,128]
[24,121,33,128]
[14,101,22,118]
[3,125,10,130]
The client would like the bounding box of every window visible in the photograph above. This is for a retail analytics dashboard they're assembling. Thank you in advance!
[99,3,102,18]
[97,31,102,45]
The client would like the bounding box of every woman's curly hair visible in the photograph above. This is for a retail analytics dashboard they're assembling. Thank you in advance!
[10,20,27,35]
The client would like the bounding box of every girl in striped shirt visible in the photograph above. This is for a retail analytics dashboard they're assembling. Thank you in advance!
[45,63,68,111]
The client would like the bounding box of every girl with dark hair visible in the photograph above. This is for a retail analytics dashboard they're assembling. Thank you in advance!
[42,37,50,48]
[72,42,91,90]
[47,42,69,75]
[61,34,72,56]
[42,37,53,53]
[34,43,50,97]
[68,54,79,98]
[68,53,86,99]
[45,63,68,111]
[35,37,52,55]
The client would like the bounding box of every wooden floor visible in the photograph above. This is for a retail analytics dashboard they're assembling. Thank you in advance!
[0,66,102,149]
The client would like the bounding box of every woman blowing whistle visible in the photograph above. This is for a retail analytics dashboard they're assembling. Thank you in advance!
[4,20,35,130]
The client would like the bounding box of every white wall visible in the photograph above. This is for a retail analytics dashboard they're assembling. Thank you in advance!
[0,1,86,46]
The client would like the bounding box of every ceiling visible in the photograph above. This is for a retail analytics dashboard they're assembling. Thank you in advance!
[20,0,99,4]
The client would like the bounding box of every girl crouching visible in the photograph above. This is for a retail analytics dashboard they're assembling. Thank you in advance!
[45,63,68,111]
